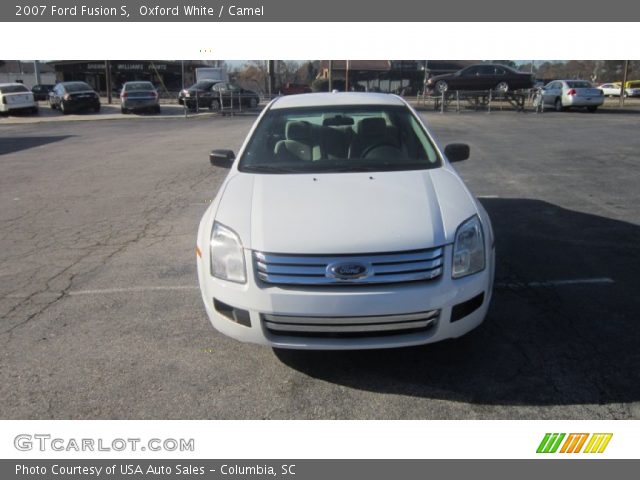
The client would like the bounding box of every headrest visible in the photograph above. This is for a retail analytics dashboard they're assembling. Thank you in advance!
[286,121,313,142]
[357,117,387,137]
[323,115,354,126]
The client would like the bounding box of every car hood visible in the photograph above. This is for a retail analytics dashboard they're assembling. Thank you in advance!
[213,169,478,255]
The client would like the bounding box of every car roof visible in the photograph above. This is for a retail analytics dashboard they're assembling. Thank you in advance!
[0,83,27,87]
[270,92,406,110]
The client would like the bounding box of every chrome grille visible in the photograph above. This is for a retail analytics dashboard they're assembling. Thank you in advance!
[262,310,439,338]
[254,247,444,286]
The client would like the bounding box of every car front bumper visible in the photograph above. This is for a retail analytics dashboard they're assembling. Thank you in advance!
[197,245,495,350]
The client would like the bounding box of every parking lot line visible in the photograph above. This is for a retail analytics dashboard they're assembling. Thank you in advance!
[495,277,614,289]
[68,285,199,296]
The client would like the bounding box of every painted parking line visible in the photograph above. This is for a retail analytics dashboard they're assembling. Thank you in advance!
[495,277,614,289]
[68,285,199,296]
[10,277,615,299]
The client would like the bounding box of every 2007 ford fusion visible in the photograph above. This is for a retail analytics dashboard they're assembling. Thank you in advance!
[196,92,495,349]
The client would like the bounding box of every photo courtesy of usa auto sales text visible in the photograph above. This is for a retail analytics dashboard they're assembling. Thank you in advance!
[15,463,295,476]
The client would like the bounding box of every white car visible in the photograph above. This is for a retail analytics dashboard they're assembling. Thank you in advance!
[0,83,38,115]
[598,83,625,97]
[196,93,495,350]
[541,79,604,112]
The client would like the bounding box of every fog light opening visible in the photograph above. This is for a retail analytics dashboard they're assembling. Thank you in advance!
[213,299,251,327]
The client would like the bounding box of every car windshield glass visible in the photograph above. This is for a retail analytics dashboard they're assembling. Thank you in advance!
[0,84,29,93]
[566,81,593,88]
[192,81,214,89]
[64,82,93,92]
[239,105,441,174]
[125,82,154,91]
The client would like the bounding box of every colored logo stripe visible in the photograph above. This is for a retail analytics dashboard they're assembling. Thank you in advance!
[560,433,589,453]
[537,433,613,453]
[583,433,613,453]
[537,433,566,453]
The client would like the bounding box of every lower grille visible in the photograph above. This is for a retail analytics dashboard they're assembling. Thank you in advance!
[262,310,439,338]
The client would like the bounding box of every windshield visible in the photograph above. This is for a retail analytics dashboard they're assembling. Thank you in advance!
[0,84,29,94]
[192,81,215,90]
[566,81,593,88]
[239,105,441,174]
[64,82,93,92]
[124,82,155,91]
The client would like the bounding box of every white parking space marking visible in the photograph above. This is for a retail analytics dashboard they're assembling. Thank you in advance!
[495,277,614,289]
[68,286,199,296]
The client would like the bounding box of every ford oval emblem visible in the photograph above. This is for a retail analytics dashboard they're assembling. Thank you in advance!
[327,261,370,280]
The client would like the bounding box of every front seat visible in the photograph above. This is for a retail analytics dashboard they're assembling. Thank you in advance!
[349,117,399,158]
[274,121,321,162]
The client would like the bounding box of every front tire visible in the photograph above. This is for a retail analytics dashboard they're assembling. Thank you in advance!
[210,99,221,111]
[249,97,257,108]
[495,81,510,93]
[93,104,100,113]
[435,80,449,94]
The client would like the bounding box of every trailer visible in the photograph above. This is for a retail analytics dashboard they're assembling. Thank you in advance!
[195,67,228,83]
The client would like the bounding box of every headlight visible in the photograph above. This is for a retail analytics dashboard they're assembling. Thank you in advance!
[210,222,246,283]
[452,215,485,279]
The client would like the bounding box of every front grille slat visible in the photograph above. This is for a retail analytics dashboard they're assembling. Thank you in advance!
[262,310,439,338]
[254,247,444,286]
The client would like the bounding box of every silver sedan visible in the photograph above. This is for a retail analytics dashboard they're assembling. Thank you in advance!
[120,81,161,114]
[540,79,604,112]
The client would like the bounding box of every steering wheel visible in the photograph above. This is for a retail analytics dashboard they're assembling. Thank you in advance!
[361,143,402,159]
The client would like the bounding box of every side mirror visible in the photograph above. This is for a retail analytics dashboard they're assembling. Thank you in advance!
[209,149,235,168]
[444,143,470,163]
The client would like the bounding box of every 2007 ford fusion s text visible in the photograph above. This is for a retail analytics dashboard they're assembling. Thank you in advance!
[196,92,495,350]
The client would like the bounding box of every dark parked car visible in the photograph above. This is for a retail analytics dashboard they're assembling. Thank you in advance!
[31,84,55,101]
[426,64,534,94]
[280,83,312,95]
[49,82,100,114]
[178,81,259,110]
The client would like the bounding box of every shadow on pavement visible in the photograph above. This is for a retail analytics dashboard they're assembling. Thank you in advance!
[0,136,74,155]
[274,198,640,407]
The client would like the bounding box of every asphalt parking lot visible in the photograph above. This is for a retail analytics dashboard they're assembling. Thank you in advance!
[1,108,639,419]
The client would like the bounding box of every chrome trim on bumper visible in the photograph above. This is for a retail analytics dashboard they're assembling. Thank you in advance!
[262,309,439,335]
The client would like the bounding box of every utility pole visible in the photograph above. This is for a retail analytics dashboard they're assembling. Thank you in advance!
[105,60,112,104]
[181,60,185,90]
[33,60,41,86]
[620,60,629,108]
[345,60,350,91]
[267,60,275,97]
